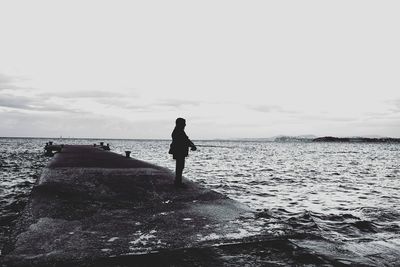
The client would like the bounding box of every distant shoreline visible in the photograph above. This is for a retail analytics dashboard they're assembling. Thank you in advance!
[1,136,400,143]
[312,136,400,143]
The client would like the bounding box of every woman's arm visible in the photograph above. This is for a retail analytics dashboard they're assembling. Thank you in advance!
[187,136,197,151]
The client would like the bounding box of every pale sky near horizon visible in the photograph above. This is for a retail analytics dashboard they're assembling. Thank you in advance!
[0,0,399,139]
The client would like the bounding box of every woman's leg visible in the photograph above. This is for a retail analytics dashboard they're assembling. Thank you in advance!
[175,157,185,185]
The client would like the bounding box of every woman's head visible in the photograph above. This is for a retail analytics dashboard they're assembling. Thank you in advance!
[175,117,186,129]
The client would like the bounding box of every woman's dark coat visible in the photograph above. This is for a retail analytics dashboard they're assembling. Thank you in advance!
[169,128,194,159]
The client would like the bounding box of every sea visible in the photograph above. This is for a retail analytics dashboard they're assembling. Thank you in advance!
[1,137,399,266]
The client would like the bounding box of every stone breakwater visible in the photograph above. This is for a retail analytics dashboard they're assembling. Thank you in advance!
[2,145,279,266]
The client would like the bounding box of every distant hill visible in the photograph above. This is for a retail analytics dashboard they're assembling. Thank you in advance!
[273,135,317,142]
[225,135,400,143]
[312,136,400,143]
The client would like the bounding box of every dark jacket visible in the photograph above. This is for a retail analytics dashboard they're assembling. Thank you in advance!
[170,128,194,159]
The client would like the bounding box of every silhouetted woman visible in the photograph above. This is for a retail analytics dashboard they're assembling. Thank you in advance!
[169,118,197,186]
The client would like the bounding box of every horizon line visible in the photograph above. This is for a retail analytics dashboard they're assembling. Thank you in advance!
[1,135,400,140]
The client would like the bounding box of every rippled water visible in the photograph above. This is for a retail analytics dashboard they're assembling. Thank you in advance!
[0,138,48,249]
[1,138,399,265]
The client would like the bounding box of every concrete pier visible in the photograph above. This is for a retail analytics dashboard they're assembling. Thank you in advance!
[2,145,282,266]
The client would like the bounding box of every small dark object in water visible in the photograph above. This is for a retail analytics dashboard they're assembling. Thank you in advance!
[125,151,131,158]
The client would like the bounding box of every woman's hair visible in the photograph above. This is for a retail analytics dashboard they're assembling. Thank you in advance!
[175,117,186,127]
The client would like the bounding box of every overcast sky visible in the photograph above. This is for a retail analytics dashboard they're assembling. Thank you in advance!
[0,1,399,139]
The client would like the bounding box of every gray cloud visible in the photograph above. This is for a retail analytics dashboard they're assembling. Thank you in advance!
[249,104,297,114]
[98,99,150,112]
[250,105,359,122]
[389,98,400,113]
[96,98,202,112]
[43,90,132,99]
[157,99,201,108]
[0,73,26,91]
[293,113,358,122]
[0,94,32,109]
[360,115,400,136]
[42,90,143,112]
[0,93,81,113]
[0,88,139,113]
[0,110,172,139]
[0,73,78,113]
[364,99,400,118]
